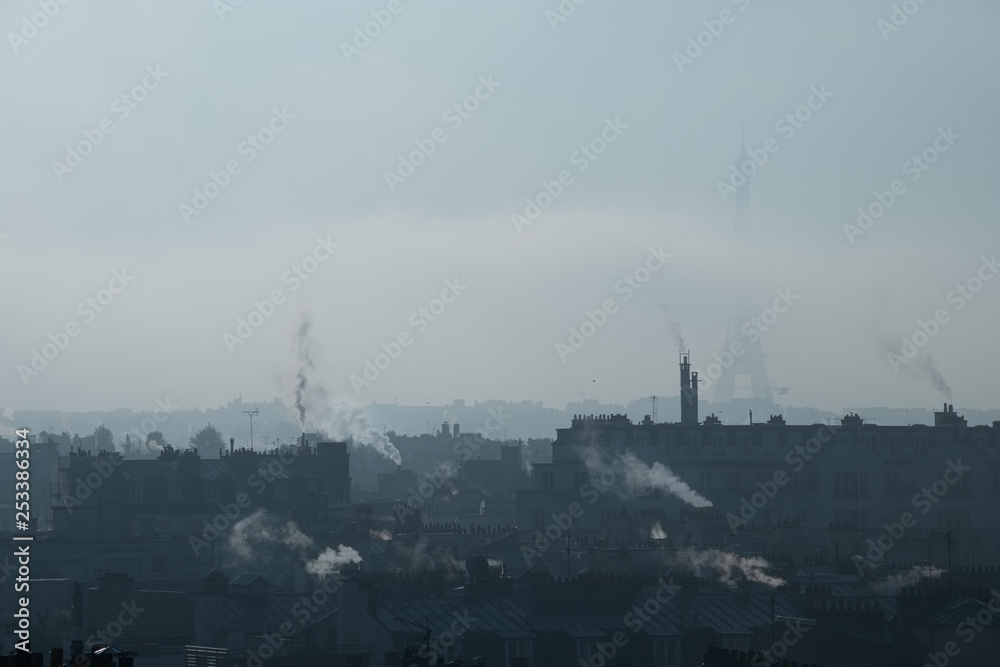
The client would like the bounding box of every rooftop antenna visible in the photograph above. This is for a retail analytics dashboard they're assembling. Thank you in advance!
[243,409,258,450]
[651,396,657,423]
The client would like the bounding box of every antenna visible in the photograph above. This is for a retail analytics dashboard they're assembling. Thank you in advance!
[651,396,657,423]
[243,409,258,450]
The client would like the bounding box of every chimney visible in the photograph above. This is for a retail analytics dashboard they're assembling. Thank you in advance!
[229,437,234,455]
[680,352,699,425]
[453,423,460,437]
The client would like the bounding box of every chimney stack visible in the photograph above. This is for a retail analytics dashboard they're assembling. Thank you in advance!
[680,351,699,425]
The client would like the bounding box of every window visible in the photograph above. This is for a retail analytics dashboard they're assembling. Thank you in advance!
[659,431,675,449]
[700,471,712,490]
[914,433,929,454]
[834,472,869,497]
[574,472,588,490]
[938,433,954,448]
[865,433,879,452]
[953,473,970,497]
[685,433,700,455]
[974,434,988,454]
[166,482,181,502]
[205,481,220,502]
[653,639,680,667]
[152,556,167,574]
[505,641,531,667]
[889,433,903,456]
[541,472,554,491]
[762,431,777,451]
[635,432,649,447]
[711,433,725,455]
[533,510,545,530]
[738,433,751,456]
[937,511,969,530]
[576,639,601,663]
[128,483,143,503]
[274,480,288,501]
[834,510,868,530]
[796,508,809,523]
[306,479,317,495]
[727,471,740,489]
[885,471,899,492]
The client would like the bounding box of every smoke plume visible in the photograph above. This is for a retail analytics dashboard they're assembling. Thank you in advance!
[871,565,945,594]
[290,315,402,465]
[659,303,686,350]
[669,548,785,588]
[295,315,315,429]
[369,528,393,541]
[876,334,952,400]
[228,509,364,578]
[650,522,668,540]
[580,447,713,508]
[306,545,363,578]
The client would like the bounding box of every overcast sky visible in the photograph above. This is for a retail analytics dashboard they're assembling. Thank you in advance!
[1,0,997,416]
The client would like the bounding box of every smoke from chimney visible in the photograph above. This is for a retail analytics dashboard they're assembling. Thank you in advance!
[659,303,686,350]
[876,334,952,400]
[290,314,402,465]
[295,315,314,430]
[669,548,785,588]
[579,446,713,508]
[871,565,945,594]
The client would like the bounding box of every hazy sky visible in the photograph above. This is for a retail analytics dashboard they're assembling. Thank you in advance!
[1,0,997,415]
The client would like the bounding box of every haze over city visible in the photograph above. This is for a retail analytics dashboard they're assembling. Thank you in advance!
[2,0,998,415]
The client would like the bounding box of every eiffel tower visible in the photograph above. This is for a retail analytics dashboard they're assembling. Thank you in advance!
[712,134,784,406]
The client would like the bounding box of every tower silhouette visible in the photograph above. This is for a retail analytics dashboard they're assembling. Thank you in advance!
[712,133,784,405]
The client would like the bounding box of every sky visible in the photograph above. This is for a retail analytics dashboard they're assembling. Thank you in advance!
[1,0,998,416]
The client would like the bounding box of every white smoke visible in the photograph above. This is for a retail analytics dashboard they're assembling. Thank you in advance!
[650,522,668,540]
[871,565,945,594]
[580,447,713,508]
[369,528,393,541]
[229,509,364,578]
[306,545,363,578]
[289,320,402,465]
[229,509,314,561]
[670,548,785,588]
